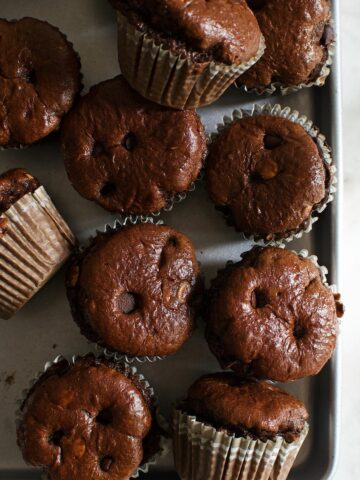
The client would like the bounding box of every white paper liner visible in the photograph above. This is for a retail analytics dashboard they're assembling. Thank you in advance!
[237,19,335,96]
[16,354,169,480]
[116,11,266,109]
[172,410,309,480]
[209,103,337,246]
[75,216,166,364]
[0,186,76,319]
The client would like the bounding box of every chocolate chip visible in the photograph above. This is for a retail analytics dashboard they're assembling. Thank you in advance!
[122,132,137,151]
[118,292,138,314]
[251,289,268,309]
[321,24,334,47]
[100,182,116,197]
[49,429,65,446]
[96,409,112,426]
[100,456,114,472]
[263,134,282,150]
[93,142,105,157]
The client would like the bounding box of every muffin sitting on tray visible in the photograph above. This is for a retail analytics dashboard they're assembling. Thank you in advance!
[109,0,265,108]
[238,0,334,93]
[206,107,335,243]
[66,222,202,359]
[205,246,344,382]
[61,76,207,215]
[0,17,81,147]
[173,373,309,480]
[0,168,76,319]
[17,354,164,480]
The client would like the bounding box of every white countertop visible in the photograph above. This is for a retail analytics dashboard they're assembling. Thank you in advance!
[335,1,360,478]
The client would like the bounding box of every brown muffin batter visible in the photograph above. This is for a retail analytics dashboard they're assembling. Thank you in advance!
[110,0,262,65]
[206,115,330,240]
[0,168,40,214]
[61,76,207,215]
[66,223,202,357]
[182,373,308,442]
[0,17,81,147]
[239,0,333,89]
[205,247,343,382]
[17,355,155,480]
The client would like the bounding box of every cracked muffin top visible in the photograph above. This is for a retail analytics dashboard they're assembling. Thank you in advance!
[0,17,81,147]
[181,373,308,442]
[205,115,331,241]
[61,76,207,215]
[66,223,202,357]
[205,247,343,382]
[239,0,333,90]
[110,0,262,65]
[17,355,155,480]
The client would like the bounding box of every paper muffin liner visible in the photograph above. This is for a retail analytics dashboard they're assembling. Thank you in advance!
[172,410,309,480]
[0,186,76,319]
[116,11,266,110]
[74,216,166,364]
[15,353,170,480]
[209,103,337,246]
[236,19,335,96]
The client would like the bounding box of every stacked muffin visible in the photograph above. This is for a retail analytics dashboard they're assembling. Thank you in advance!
[0,2,344,480]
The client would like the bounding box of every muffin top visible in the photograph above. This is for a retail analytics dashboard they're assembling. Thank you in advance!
[67,223,202,357]
[239,0,333,89]
[205,247,343,382]
[112,0,262,64]
[206,115,329,240]
[182,373,308,442]
[0,168,40,214]
[0,17,81,147]
[61,76,206,215]
[17,355,153,480]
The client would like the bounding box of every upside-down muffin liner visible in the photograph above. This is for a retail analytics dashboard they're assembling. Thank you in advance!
[172,409,309,480]
[236,20,335,96]
[209,103,337,246]
[0,186,76,319]
[116,11,266,110]
[15,354,169,480]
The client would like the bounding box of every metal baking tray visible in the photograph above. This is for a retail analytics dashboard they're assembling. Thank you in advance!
[0,0,342,479]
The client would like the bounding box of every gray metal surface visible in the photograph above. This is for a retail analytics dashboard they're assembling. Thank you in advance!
[0,1,342,479]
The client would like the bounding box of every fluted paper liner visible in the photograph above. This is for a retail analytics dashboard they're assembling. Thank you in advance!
[0,186,76,319]
[16,354,169,480]
[116,11,266,109]
[237,19,335,96]
[210,103,337,246]
[173,410,309,480]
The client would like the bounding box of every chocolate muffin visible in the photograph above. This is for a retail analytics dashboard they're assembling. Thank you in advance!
[206,114,332,242]
[61,76,207,215]
[0,168,76,319]
[109,0,264,108]
[173,373,309,480]
[205,247,344,382]
[0,17,81,147]
[17,355,160,480]
[238,0,334,92]
[0,168,39,215]
[66,222,202,358]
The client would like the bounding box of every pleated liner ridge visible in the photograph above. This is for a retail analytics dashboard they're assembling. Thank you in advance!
[0,186,76,319]
[173,410,309,480]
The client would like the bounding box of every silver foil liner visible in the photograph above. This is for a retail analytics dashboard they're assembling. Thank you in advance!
[172,410,309,480]
[0,186,76,319]
[237,20,335,96]
[78,216,166,364]
[209,103,337,246]
[16,354,169,480]
[116,11,266,109]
